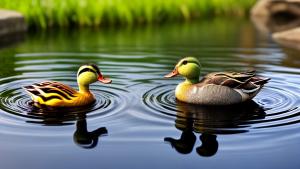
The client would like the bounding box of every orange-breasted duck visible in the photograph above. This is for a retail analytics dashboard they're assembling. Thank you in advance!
[24,64,111,107]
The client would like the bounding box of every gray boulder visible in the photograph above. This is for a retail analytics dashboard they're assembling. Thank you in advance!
[251,0,300,50]
[0,10,27,37]
[273,27,300,50]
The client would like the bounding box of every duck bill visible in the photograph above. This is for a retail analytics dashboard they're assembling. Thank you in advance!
[98,74,112,84]
[164,67,179,78]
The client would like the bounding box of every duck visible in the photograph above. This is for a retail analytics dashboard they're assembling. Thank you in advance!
[24,64,111,107]
[164,57,270,105]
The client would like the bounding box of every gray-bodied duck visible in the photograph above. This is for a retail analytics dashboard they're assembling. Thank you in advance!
[164,57,270,105]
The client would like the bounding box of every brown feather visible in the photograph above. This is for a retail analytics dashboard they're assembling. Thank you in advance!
[24,81,78,101]
[199,70,269,91]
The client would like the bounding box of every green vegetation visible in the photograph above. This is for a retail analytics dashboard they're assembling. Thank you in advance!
[0,0,255,28]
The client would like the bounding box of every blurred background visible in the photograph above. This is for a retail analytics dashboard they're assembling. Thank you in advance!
[0,1,300,169]
[0,0,255,28]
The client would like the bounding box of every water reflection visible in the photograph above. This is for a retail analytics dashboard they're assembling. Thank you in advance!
[196,133,218,157]
[27,104,108,149]
[165,101,266,157]
[73,114,108,149]
[0,32,25,49]
[164,117,196,154]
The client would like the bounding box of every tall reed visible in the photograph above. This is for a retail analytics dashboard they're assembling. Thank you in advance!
[0,0,256,28]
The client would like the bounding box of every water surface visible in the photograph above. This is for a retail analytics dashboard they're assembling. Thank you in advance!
[0,18,300,169]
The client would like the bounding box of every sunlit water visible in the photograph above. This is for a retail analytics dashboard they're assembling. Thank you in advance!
[0,19,300,169]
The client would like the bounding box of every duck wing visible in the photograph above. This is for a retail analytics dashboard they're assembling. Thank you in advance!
[23,81,78,102]
[199,70,270,94]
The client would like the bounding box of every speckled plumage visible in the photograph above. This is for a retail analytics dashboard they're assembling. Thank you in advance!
[175,71,269,105]
[165,57,270,105]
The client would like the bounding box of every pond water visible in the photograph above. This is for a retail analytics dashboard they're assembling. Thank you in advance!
[0,18,300,169]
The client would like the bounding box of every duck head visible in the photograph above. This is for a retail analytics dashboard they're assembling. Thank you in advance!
[77,64,111,91]
[165,57,201,84]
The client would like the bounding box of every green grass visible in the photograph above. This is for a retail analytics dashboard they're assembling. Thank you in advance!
[0,0,256,28]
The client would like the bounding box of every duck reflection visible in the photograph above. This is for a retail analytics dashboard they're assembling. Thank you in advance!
[73,114,107,149]
[164,118,196,154]
[26,105,108,149]
[196,134,218,157]
[165,100,266,157]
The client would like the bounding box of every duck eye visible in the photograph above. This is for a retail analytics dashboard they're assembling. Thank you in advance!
[182,60,188,65]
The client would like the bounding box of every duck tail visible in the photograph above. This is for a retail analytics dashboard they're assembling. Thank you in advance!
[23,85,40,97]
[244,69,256,74]
[252,77,271,85]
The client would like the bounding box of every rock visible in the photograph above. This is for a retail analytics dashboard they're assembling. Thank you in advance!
[251,0,300,50]
[0,10,27,37]
[251,0,273,17]
[251,0,300,33]
[251,0,300,18]
[273,27,300,50]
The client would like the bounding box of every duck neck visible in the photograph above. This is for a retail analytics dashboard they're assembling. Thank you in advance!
[184,78,199,85]
[78,83,91,93]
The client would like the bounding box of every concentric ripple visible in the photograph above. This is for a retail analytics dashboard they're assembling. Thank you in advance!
[0,84,124,126]
[0,82,129,136]
[0,53,132,137]
[143,81,300,134]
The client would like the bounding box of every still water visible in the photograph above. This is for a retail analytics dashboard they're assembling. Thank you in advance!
[0,18,300,169]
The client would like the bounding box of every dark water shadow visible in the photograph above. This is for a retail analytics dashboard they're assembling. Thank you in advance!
[0,32,25,49]
[73,114,108,149]
[26,103,108,149]
[164,101,266,157]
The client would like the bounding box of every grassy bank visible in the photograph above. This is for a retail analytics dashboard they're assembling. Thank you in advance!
[0,0,255,28]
